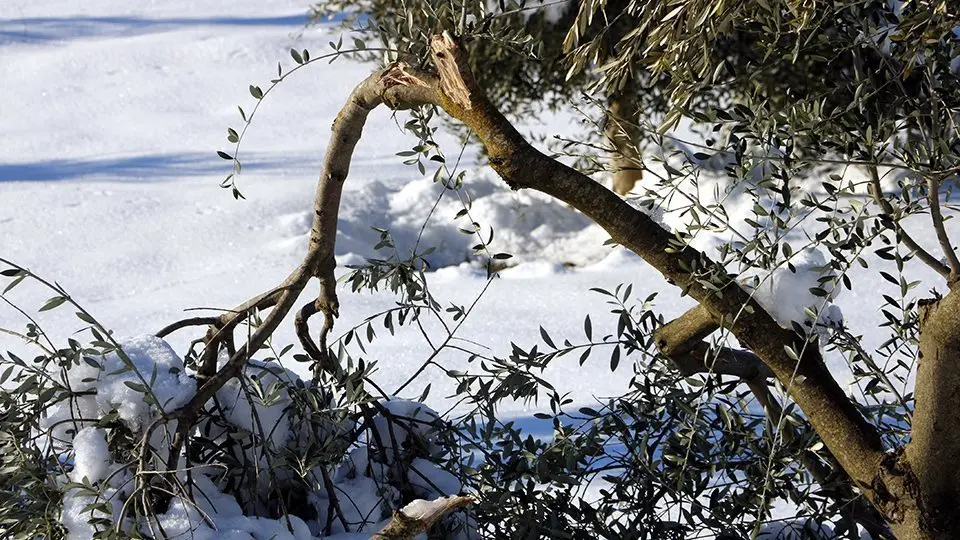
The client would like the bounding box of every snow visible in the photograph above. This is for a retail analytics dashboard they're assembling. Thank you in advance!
[0,0,954,537]
[69,427,113,484]
[745,247,844,329]
[41,335,195,446]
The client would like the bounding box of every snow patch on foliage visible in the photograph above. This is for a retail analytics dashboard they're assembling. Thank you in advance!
[743,247,844,329]
[50,338,467,539]
[42,335,195,447]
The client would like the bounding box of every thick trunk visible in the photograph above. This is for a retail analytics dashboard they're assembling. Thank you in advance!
[888,290,960,539]
[605,83,643,195]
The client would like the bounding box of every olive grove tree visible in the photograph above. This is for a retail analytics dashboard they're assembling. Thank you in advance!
[3,0,960,539]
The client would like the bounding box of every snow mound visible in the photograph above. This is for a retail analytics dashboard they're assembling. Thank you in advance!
[743,247,844,329]
[277,170,604,268]
[42,335,196,445]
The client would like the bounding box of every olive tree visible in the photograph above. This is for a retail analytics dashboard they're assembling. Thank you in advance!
[301,0,959,536]
[4,0,960,538]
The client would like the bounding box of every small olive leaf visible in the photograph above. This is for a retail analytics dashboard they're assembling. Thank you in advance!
[39,296,67,312]
[123,381,147,393]
[249,85,263,99]
[291,49,304,64]
[217,151,233,160]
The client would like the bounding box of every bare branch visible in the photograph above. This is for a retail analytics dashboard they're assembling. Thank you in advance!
[155,317,220,338]
[866,164,950,279]
[159,63,442,493]
[926,176,960,282]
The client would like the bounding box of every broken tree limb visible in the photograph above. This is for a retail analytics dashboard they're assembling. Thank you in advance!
[373,496,474,539]
[159,64,440,496]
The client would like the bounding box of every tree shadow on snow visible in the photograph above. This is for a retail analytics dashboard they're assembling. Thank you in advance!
[0,14,350,45]
[0,152,288,182]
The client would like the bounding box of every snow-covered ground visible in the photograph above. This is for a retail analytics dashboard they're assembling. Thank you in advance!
[0,0,693,418]
[2,1,958,537]
[2,0,954,416]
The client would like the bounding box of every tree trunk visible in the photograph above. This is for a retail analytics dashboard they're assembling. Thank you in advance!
[605,82,643,195]
[887,290,960,539]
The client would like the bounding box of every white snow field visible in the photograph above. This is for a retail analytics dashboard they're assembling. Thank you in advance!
[1,0,956,538]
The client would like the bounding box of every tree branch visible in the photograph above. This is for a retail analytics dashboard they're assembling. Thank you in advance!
[926,176,960,282]
[865,164,951,279]
[655,304,718,357]
[295,299,340,381]
[414,32,888,504]
[155,317,220,338]
[156,64,440,501]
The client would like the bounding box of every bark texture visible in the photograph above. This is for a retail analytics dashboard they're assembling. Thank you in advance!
[605,82,643,195]
[894,290,960,538]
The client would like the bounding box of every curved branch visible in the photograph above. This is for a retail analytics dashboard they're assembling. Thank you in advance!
[295,299,340,380]
[926,176,960,282]
[411,33,885,497]
[159,64,441,492]
[155,317,220,338]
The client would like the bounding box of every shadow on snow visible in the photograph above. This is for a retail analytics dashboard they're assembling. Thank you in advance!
[0,14,350,45]
[0,152,288,182]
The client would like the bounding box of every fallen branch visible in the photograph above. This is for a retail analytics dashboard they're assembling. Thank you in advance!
[372,495,474,539]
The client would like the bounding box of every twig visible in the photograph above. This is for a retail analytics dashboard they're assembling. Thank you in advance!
[865,164,950,278]
[926,175,960,282]
[155,317,220,338]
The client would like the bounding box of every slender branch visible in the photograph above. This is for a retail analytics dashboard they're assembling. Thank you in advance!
[926,175,960,282]
[155,317,220,338]
[865,164,950,279]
